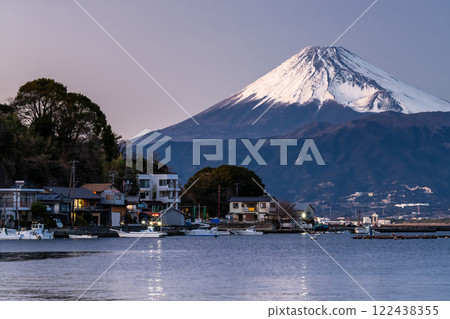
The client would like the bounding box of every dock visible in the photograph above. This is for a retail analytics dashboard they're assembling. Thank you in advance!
[353,234,450,240]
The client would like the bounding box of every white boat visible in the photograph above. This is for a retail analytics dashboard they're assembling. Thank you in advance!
[21,224,54,240]
[354,226,371,234]
[69,234,98,239]
[217,230,233,236]
[0,228,23,240]
[234,226,264,236]
[111,227,166,238]
[181,226,219,237]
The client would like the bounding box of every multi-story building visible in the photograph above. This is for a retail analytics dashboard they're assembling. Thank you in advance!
[137,174,180,210]
[48,187,103,225]
[81,183,127,226]
[0,181,44,226]
[227,196,277,222]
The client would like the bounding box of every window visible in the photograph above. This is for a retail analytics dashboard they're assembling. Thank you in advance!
[260,203,266,208]
[140,192,146,199]
[159,180,168,186]
[139,180,149,188]
[74,199,85,209]
[20,193,35,207]
[270,203,276,208]
[105,195,113,200]
[232,203,239,209]
[115,195,121,200]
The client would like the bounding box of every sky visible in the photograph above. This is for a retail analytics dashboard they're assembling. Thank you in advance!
[1,0,450,139]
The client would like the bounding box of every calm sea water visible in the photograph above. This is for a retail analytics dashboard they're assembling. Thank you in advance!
[0,232,449,301]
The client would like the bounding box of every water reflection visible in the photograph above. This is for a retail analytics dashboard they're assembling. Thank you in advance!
[0,251,99,262]
[147,239,165,300]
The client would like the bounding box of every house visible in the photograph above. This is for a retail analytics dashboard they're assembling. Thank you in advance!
[161,207,185,227]
[0,181,44,226]
[227,196,276,222]
[36,193,72,225]
[0,181,44,224]
[292,203,315,222]
[81,183,127,227]
[138,174,180,210]
[47,187,103,225]
[279,203,315,230]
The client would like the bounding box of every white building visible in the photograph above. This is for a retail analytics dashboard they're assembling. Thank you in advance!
[138,174,180,209]
[0,181,44,225]
[227,196,276,222]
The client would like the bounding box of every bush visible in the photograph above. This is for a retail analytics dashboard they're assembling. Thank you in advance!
[83,212,94,224]
[124,213,133,224]
[74,216,89,227]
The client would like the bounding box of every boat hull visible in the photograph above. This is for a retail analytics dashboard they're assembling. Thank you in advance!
[69,234,98,239]
[234,231,264,236]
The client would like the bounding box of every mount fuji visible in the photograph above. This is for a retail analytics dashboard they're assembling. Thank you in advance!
[162,46,450,140]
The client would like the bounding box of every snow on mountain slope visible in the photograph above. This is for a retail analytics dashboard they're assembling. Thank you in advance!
[225,46,450,114]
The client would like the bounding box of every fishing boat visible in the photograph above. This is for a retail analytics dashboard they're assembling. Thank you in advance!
[111,226,166,238]
[69,234,98,239]
[0,228,23,240]
[21,224,54,240]
[354,226,371,234]
[234,226,264,236]
[181,225,219,237]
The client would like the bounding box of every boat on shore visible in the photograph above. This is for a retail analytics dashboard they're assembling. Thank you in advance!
[181,226,219,237]
[111,227,166,238]
[21,224,54,240]
[234,226,264,236]
[0,228,23,240]
[69,234,98,239]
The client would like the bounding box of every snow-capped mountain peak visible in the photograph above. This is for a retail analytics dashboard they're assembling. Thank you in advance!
[226,46,450,114]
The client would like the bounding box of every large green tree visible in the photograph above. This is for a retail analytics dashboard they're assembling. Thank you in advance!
[181,165,265,218]
[0,78,120,187]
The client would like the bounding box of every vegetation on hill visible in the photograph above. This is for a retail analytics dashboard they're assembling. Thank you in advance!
[0,78,120,187]
[181,165,265,218]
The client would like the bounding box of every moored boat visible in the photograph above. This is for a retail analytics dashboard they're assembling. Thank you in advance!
[234,226,264,236]
[0,228,23,240]
[69,234,98,239]
[111,227,166,238]
[21,224,54,240]
[181,226,219,237]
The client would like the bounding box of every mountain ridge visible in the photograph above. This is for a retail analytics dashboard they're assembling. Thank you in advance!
[162,46,450,141]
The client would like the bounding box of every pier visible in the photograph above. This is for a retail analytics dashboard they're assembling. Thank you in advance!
[353,234,450,240]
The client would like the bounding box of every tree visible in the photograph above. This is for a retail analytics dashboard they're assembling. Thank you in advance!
[103,155,140,196]
[181,165,265,218]
[31,201,48,223]
[13,78,67,137]
[2,78,122,187]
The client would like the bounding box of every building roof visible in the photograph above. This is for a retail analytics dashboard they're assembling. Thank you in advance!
[293,202,314,211]
[47,187,101,200]
[36,193,70,202]
[228,196,272,202]
[81,183,120,193]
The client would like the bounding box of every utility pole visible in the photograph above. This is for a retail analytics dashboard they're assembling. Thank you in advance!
[218,184,221,219]
[68,160,78,223]
[235,182,239,197]
[109,170,117,185]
